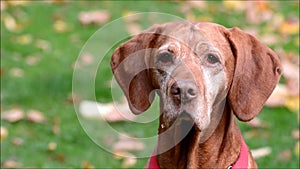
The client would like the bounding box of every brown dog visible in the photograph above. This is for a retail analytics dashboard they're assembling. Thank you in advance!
[111,22,282,168]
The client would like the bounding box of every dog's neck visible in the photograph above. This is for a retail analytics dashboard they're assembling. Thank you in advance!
[156,102,242,168]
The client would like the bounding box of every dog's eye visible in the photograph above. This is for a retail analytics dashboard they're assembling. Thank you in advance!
[207,54,220,64]
[158,52,173,63]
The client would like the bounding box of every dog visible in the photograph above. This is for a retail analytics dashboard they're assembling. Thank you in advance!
[111,22,282,168]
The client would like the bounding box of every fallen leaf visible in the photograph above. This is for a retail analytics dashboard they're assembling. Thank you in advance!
[247,117,268,128]
[251,147,272,159]
[79,100,135,121]
[48,142,57,151]
[27,109,46,123]
[0,126,8,140]
[223,1,246,11]
[285,96,299,113]
[82,161,95,169]
[53,19,69,33]
[105,104,136,122]
[6,0,29,6]
[80,53,94,65]
[244,130,270,139]
[11,137,24,146]
[113,151,137,168]
[122,153,137,168]
[78,10,110,25]
[26,55,41,66]
[9,67,24,78]
[3,13,19,32]
[35,39,51,51]
[79,100,111,119]
[279,20,299,35]
[113,134,145,152]
[2,159,22,168]
[1,108,24,122]
[276,149,291,162]
[14,34,33,45]
[292,129,300,139]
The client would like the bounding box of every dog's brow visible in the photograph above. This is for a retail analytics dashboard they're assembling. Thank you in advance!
[158,42,181,51]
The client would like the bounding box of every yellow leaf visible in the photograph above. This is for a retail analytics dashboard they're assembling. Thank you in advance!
[48,142,57,151]
[280,21,299,35]
[3,13,19,32]
[78,10,110,25]
[14,34,33,45]
[112,151,137,168]
[82,161,95,169]
[223,1,246,11]
[285,96,299,113]
[122,155,137,168]
[53,20,69,33]
[6,0,29,6]
[0,126,8,140]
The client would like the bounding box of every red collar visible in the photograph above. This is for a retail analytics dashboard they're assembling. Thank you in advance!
[231,138,249,168]
[147,138,249,169]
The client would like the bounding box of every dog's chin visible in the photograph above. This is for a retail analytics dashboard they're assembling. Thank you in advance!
[164,111,202,131]
[165,111,201,143]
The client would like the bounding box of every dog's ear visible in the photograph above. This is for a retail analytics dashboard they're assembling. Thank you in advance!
[226,27,282,121]
[111,25,161,114]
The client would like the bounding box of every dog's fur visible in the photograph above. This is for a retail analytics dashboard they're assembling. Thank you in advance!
[111,22,282,168]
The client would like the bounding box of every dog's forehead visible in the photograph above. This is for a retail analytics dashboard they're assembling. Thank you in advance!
[157,22,228,52]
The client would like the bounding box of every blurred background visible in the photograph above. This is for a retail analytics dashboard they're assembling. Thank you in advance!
[1,1,299,168]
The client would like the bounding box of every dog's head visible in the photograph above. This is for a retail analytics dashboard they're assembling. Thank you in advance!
[111,22,281,132]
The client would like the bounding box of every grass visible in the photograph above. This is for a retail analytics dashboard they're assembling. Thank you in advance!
[1,1,299,168]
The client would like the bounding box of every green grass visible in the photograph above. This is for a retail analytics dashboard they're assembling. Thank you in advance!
[1,1,299,168]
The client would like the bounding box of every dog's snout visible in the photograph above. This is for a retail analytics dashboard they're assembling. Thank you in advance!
[171,80,198,103]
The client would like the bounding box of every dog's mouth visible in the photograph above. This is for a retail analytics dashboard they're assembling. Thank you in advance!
[172,111,200,142]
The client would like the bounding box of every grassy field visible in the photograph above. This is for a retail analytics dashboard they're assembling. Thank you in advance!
[1,1,299,168]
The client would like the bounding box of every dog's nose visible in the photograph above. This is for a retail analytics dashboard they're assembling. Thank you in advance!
[170,80,198,103]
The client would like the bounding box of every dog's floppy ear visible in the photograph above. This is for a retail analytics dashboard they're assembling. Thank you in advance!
[111,25,161,114]
[226,27,282,121]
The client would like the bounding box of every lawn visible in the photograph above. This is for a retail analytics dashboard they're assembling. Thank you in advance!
[1,1,299,168]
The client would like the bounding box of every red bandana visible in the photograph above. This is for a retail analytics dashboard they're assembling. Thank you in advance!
[146,138,249,169]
